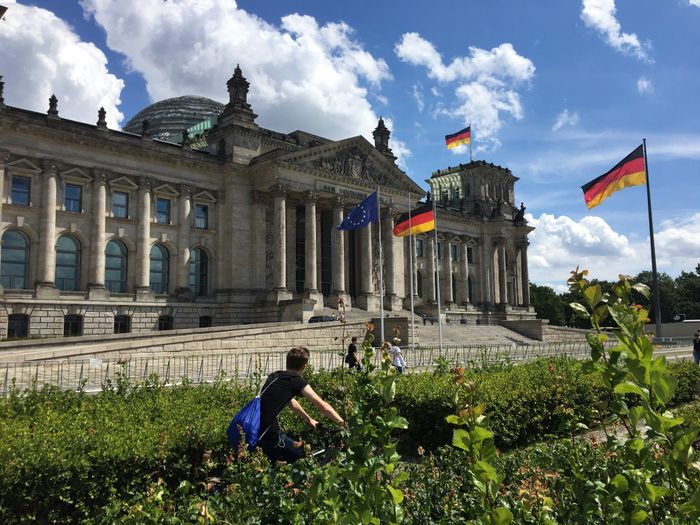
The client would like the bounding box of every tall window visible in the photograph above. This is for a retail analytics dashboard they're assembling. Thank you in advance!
[416,272,423,297]
[114,315,131,334]
[437,242,442,260]
[467,246,474,264]
[188,248,208,296]
[195,204,208,229]
[112,191,129,218]
[1,230,29,289]
[105,240,127,293]
[451,244,458,261]
[8,314,29,339]
[415,239,424,258]
[63,314,83,337]
[149,244,169,294]
[64,183,82,212]
[158,315,173,330]
[55,235,81,291]
[10,176,30,206]
[156,198,171,224]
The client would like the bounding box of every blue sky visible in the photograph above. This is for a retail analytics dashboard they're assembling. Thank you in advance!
[1,0,699,290]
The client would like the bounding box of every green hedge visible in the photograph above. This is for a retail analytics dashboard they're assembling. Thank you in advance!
[0,359,697,523]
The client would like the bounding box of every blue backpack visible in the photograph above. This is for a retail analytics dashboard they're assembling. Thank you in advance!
[227,377,279,452]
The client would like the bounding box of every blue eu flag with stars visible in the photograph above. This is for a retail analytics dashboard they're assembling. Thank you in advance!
[336,192,379,230]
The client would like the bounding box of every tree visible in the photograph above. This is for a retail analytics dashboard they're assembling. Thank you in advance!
[675,264,700,320]
[529,283,567,326]
[632,271,678,323]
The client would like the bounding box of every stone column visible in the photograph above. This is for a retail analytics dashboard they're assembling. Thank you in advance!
[356,219,379,311]
[383,208,398,309]
[332,198,347,301]
[425,236,436,303]
[273,186,288,292]
[0,150,8,221]
[479,235,493,306]
[88,171,108,298]
[444,240,454,306]
[460,242,470,305]
[304,192,318,293]
[176,185,192,294]
[520,241,530,306]
[497,240,508,305]
[135,177,152,297]
[37,159,58,295]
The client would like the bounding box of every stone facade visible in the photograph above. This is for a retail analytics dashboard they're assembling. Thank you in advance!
[0,66,533,341]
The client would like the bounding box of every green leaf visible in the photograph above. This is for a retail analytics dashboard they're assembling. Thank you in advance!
[630,509,648,525]
[613,382,647,399]
[382,378,396,402]
[490,507,513,525]
[672,427,699,465]
[678,485,700,516]
[446,414,465,426]
[387,485,404,505]
[583,284,603,309]
[473,460,499,482]
[452,429,471,451]
[610,474,629,493]
[569,302,590,319]
[643,483,669,504]
[632,283,651,299]
[469,426,494,445]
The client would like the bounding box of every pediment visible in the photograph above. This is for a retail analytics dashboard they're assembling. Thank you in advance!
[7,158,41,173]
[60,167,92,182]
[153,183,179,197]
[465,238,479,247]
[274,137,423,194]
[193,190,217,203]
[110,176,139,189]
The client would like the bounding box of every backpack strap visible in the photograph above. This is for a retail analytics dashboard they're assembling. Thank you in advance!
[257,375,279,397]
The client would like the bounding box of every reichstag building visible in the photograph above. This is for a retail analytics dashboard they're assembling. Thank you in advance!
[0,67,534,339]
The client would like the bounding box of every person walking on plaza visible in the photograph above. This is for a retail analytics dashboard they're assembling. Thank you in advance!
[388,338,406,374]
[693,331,700,365]
[259,347,345,464]
[345,336,361,370]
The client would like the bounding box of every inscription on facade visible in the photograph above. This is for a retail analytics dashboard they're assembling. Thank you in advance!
[315,180,391,204]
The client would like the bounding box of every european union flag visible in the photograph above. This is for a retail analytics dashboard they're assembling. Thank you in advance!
[337,191,379,230]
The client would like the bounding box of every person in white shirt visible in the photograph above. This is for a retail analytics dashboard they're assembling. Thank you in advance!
[388,337,406,374]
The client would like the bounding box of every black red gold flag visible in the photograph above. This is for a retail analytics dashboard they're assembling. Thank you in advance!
[581,144,646,209]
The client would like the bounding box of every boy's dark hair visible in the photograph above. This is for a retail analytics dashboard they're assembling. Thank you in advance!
[287,346,310,370]
[351,336,357,342]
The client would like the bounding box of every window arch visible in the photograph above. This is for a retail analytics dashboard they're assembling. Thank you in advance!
[55,235,81,291]
[189,248,208,296]
[105,240,128,293]
[1,230,29,289]
[149,244,169,294]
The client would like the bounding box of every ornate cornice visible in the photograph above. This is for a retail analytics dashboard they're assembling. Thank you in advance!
[42,158,60,174]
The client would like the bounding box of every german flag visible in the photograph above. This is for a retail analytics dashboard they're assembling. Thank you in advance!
[445,126,471,149]
[581,145,646,209]
[392,204,435,237]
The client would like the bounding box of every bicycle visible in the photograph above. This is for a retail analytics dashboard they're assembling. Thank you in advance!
[300,423,347,466]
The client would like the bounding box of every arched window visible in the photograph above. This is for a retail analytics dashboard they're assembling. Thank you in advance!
[114,315,131,334]
[1,230,29,289]
[149,244,169,294]
[416,272,423,298]
[105,240,127,293]
[8,314,29,339]
[189,248,208,296]
[55,235,81,291]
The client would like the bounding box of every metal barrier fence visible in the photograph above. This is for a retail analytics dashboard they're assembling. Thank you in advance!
[0,340,647,396]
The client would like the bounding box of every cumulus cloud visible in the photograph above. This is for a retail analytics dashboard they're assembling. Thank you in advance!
[552,109,580,131]
[395,33,534,149]
[79,0,407,161]
[637,76,654,94]
[690,1,700,7]
[581,0,651,61]
[526,212,700,289]
[0,0,124,127]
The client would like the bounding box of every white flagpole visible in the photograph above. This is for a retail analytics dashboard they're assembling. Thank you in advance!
[432,195,443,352]
[377,186,385,344]
[407,192,416,352]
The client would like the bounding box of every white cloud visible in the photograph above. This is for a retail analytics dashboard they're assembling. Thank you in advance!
[637,76,654,94]
[581,0,651,61]
[552,109,580,131]
[526,212,700,289]
[0,0,124,127]
[395,33,534,149]
[80,0,406,160]
[412,83,425,112]
[690,1,700,7]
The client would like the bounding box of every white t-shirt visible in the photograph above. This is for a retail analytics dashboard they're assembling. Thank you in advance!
[389,345,406,368]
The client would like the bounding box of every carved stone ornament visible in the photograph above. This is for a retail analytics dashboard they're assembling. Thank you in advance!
[311,150,391,186]
[42,158,59,174]
[97,107,107,128]
[0,75,5,106]
[305,191,319,203]
[270,183,288,197]
[47,94,59,117]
